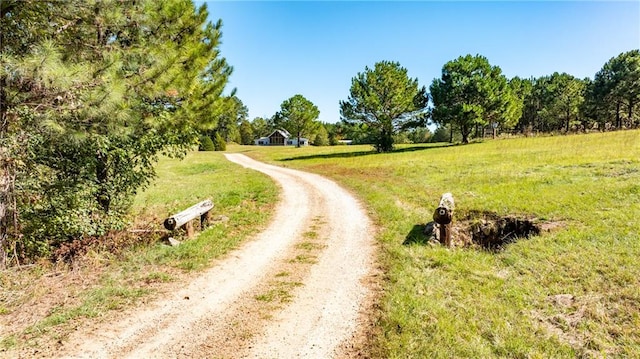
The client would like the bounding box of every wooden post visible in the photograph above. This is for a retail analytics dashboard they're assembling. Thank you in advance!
[200,211,210,230]
[164,199,214,237]
[432,193,455,247]
[185,221,195,238]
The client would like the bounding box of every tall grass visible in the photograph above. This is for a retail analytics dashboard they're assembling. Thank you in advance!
[236,131,640,358]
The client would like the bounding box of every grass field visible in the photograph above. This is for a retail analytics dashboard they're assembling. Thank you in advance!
[3,131,638,357]
[235,130,640,358]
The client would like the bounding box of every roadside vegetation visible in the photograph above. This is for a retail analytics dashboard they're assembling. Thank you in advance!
[0,152,276,351]
[239,130,640,358]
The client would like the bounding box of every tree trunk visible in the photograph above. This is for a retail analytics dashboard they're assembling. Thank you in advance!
[461,125,470,144]
[96,151,110,213]
[628,97,634,127]
[0,77,7,136]
[297,131,301,148]
[616,100,622,128]
[0,153,17,268]
[0,77,15,268]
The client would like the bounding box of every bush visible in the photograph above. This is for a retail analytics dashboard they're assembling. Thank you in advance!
[198,136,215,151]
[314,133,328,146]
[430,126,451,143]
[214,132,226,151]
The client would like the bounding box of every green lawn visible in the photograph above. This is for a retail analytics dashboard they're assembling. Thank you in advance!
[234,130,640,358]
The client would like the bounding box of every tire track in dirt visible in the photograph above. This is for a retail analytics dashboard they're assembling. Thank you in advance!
[55,153,375,358]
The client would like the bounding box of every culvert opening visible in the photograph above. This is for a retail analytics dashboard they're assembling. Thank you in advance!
[414,210,559,250]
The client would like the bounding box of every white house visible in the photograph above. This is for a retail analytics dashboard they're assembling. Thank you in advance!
[254,129,309,146]
[286,137,309,146]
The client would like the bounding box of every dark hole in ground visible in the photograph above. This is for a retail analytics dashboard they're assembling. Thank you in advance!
[409,210,559,250]
[464,211,541,250]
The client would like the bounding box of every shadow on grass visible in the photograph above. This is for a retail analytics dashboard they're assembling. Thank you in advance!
[280,143,454,162]
[403,223,433,245]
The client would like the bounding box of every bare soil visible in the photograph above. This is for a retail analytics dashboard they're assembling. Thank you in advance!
[6,154,378,358]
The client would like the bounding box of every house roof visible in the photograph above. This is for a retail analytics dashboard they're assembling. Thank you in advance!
[268,129,290,138]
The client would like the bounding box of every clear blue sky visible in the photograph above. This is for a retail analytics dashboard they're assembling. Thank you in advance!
[200,1,640,123]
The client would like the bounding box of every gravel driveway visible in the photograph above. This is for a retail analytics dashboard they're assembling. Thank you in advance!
[57,153,376,358]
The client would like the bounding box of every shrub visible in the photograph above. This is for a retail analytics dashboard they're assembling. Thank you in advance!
[198,136,215,151]
[214,132,227,151]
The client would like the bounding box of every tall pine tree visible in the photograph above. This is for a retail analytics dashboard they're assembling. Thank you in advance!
[0,0,232,263]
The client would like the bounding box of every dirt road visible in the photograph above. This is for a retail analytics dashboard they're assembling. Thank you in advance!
[56,153,376,358]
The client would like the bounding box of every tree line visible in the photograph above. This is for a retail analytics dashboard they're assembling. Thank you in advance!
[232,50,638,153]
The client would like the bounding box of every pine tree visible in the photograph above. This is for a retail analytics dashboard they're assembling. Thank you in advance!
[279,94,320,148]
[0,0,232,262]
[340,61,428,152]
[430,55,514,143]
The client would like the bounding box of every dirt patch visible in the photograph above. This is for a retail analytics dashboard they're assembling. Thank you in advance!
[463,211,543,249]
[408,210,564,250]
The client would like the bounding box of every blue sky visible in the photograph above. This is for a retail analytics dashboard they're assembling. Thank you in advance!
[200,1,640,123]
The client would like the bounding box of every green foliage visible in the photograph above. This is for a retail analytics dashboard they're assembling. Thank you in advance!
[3,151,278,350]
[539,73,586,132]
[251,117,270,138]
[213,132,227,151]
[239,119,254,145]
[430,54,516,143]
[407,127,432,143]
[209,95,247,143]
[279,94,320,148]
[198,136,215,151]
[514,50,638,134]
[586,50,640,129]
[0,0,232,262]
[429,125,451,143]
[313,125,329,146]
[340,61,428,152]
[392,131,412,144]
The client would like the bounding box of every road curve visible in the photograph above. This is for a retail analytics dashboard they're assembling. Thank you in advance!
[58,153,375,358]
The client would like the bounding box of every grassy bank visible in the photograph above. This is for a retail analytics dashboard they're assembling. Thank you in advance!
[0,151,277,350]
[236,130,640,358]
